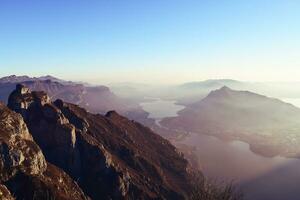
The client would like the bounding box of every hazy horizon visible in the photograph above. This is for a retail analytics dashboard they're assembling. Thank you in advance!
[1,1,300,84]
[1,1,300,200]
[3,73,300,86]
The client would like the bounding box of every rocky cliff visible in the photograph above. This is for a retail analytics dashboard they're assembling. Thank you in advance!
[4,84,193,199]
[0,101,89,200]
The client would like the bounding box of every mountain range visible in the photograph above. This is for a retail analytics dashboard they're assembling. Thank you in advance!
[0,75,151,125]
[112,79,300,105]
[174,79,300,105]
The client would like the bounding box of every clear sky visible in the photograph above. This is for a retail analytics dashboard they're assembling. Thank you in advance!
[0,0,300,84]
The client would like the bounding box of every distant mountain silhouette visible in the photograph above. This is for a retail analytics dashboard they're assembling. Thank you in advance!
[0,74,70,84]
[179,79,243,89]
[169,79,300,105]
[161,79,247,105]
[0,75,150,124]
[161,86,300,158]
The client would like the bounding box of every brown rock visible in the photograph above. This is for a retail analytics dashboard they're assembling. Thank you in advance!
[0,101,89,200]
[5,163,90,200]
[0,103,47,182]
[7,85,193,199]
[0,184,14,200]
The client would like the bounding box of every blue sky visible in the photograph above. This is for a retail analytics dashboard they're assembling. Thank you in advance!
[0,0,299,84]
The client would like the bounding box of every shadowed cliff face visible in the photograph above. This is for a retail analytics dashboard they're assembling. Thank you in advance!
[7,84,193,200]
[0,101,89,200]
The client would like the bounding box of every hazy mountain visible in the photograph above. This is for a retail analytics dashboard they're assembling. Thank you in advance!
[107,79,300,106]
[108,79,247,105]
[109,82,171,103]
[179,79,243,89]
[161,86,300,158]
[0,74,71,84]
[177,80,300,105]
[0,75,151,124]
[2,84,194,199]
[171,79,246,104]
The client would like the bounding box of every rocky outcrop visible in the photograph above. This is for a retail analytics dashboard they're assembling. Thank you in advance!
[0,102,46,182]
[7,84,193,199]
[0,184,14,200]
[5,163,89,200]
[7,84,80,177]
[0,102,89,200]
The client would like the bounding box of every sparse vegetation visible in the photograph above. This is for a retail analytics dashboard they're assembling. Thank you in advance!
[189,172,243,200]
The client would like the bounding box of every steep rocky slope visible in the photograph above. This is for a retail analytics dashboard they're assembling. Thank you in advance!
[0,102,89,200]
[6,84,193,199]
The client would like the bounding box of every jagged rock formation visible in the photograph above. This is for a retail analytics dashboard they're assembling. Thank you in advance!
[0,184,14,200]
[6,84,193,199]
[0,101,89,200]
[0,102,47,183]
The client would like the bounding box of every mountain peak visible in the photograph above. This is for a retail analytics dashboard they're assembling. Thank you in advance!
[8,84,51,118]
[16,83,30,94]
[105,110,119,118]
[205,85,234,99]
[40,75,56,79]
[219,85,232,91]
[179,79,242,89]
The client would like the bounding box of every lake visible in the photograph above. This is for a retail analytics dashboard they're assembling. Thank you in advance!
[140,98,300,200]
[183,133,300,200]
[140,99,184,119]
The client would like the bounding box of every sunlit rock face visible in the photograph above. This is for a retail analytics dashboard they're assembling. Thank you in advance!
[0,184,14,200]
[7,84,79,178]
[0,102,88,200]
[7,85,193,200]
[0,102,47,182]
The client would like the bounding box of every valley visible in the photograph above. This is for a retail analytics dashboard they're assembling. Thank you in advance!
[2,2,300,199]
[140,96,300,200]
[2,75,300,200]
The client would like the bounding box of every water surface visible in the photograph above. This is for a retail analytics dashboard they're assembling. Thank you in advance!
[141,98,300,200]
[140,98,184,119]
[183,133,300,200]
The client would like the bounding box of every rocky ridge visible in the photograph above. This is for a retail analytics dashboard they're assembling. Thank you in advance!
[0,99,89,200]
[3,84,193,199]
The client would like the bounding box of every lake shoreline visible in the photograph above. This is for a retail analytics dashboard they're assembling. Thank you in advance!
[140,97,300,200]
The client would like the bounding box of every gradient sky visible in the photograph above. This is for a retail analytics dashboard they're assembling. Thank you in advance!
[0,0,300,84]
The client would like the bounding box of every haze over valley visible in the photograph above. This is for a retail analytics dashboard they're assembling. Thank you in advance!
[1,1,300,199]
[1,75,300,200]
